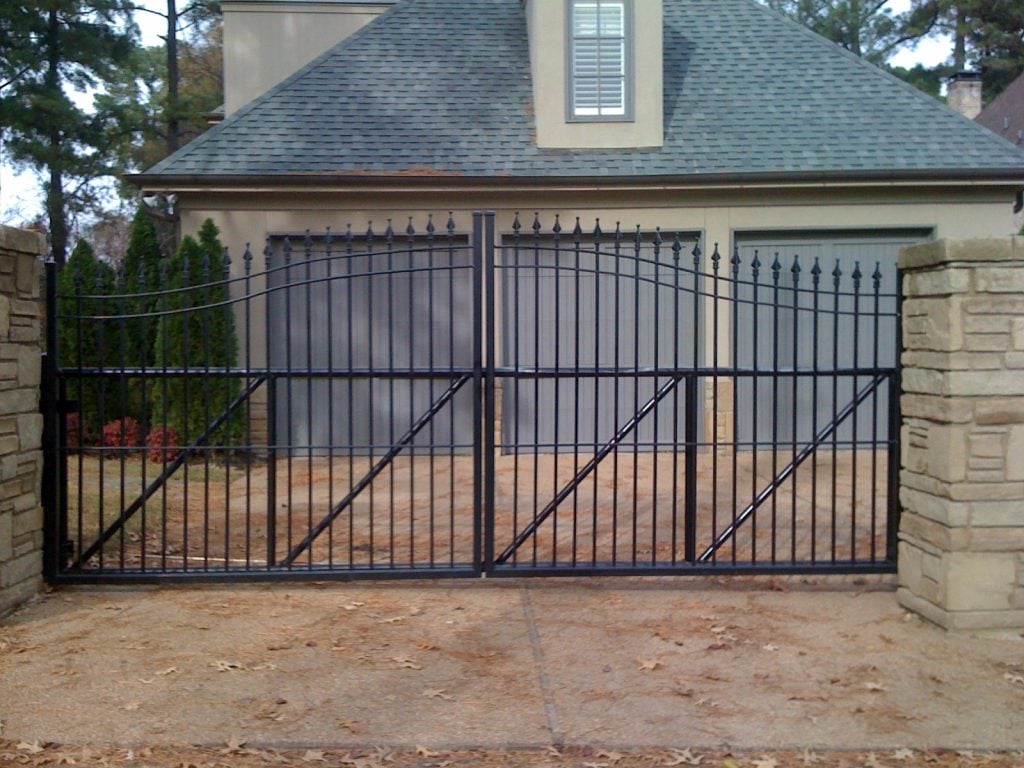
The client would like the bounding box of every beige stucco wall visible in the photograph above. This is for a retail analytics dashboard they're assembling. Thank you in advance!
[223,1,393,114]
[526,0,664,148]
[167,181,1021,371]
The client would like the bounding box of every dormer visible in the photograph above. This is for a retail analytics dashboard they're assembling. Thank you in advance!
[222,0,395,115]
[524,0,664,149]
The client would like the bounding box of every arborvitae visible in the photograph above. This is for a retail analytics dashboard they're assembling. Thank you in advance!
[57,240,120,440]
[151,220,242,445]
[121,207,165,429]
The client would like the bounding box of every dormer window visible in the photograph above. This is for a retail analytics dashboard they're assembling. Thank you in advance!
[568,0,633,121]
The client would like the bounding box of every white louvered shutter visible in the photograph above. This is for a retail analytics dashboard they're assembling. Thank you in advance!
[571,1,627,118]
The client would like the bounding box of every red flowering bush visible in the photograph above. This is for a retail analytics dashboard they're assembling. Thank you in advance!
[102,417,142,449]
[146,426,182,464]
[66,413,91,449]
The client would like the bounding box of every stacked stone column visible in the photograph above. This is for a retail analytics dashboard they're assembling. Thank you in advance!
[898,238,1024,630]
[0,226,44,615]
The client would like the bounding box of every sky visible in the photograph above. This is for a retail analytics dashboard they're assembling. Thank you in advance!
[0,0,955,226]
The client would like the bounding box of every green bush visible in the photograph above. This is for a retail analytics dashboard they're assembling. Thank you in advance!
[151,220,242,446]
[57,240,122,441]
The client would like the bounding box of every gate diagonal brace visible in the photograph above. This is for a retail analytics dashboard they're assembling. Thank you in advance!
[494,375,685,566]
[698,373,888,563]
[72,376,267,571]
[281,373,472,567]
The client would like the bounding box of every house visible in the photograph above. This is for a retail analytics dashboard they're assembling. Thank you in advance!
[977,70,1024,148]
[131,0,1024,453]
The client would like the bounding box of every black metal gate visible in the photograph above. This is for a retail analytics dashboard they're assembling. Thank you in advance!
[42,212,901,583]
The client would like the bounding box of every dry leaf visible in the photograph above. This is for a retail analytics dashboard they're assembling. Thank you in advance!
[416,746,440,758]
[762,644,780,652]
[866,752,890,768]
[637,658,663,672]
[891,749,915,761]
[302,750,327,762]
[212,660,245,672]
[380,616,405,624]
[156,667,178,676]
[121,702,140,711]
[392,655,422,670]
[596,750,624,764]
[801,749,822,765]
[664,748,704,766]
[417,642,439,651]
[338,719,359,732]
[423,688,454,701]
[864,682,886,692]
[1004,673,1024,686]
[223,736,246,754]
[547,746,563,758]
[752,757,778,768]
[17,742,44,755]
[343,602,365,611]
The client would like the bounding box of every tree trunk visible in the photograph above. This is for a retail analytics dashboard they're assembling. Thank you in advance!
[45,7,68,267]
[167,0,180,155]
[954,4,967,70]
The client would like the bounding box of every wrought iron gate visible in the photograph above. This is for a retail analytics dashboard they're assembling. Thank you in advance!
[42,212,901,582]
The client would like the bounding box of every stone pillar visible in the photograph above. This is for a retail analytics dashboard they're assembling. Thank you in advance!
[0,226,45,615]
[898,238,1024,631]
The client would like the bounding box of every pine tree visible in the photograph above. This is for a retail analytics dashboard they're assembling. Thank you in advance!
[0,1,135,266]
[151,219,241,446]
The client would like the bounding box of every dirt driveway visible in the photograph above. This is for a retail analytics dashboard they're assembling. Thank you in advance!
[1,578,1022,762]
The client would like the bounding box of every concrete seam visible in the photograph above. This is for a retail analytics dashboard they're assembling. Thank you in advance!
[520,584,565,746]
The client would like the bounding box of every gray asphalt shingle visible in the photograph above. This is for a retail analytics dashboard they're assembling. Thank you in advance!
[141,0,1024,179]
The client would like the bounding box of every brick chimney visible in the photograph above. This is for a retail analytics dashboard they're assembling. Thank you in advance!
[947,71,983,120]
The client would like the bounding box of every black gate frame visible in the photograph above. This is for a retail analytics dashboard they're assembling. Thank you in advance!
[42,212,902,583]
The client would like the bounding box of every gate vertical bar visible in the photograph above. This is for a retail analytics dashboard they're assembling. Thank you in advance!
[41,260,62,580]
[886,269,904,564]
[483,212,497,574]
[472,212,485,574]
[684,374,698,563]
[265,242,278,568]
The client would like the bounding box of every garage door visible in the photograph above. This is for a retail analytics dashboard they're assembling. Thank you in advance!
[500,232,703,453]
[733,230,929,448]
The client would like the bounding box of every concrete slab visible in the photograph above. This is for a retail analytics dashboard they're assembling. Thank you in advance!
[0,580,1022,751]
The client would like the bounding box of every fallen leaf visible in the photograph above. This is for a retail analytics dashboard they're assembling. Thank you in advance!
[547,746,563,758]
[338,719,359,732]
[891,749,915,761]
[156,667,178,676]
[752,757,778,768]
[417,642,439,651]
[380,617,405,624]
[801,749,822,765]
[1004,673,1024,686]
[864,682,887,692]
[664,748,704,766]
[251,662,278,671]
[416,746,440,758]
[121,702,140,711]
[596,749,624,764]
[637,658,663,672]
[343,602,365,611]
[423,688,454,701]
[866,752,890,768]
[392,655,422,670]
[17,742,44,755]
[223,736,246,754]
[762,644,780,652]
[302,750,327,762]
[212,660,245,672]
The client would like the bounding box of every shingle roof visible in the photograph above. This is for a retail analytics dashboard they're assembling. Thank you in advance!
[977,72,1024,149]
[139,0,1024,181]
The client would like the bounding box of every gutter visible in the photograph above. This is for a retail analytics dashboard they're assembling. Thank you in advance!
[129,167,1024,194]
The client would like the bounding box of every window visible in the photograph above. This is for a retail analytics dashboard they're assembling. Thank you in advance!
[568,0,631,121]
